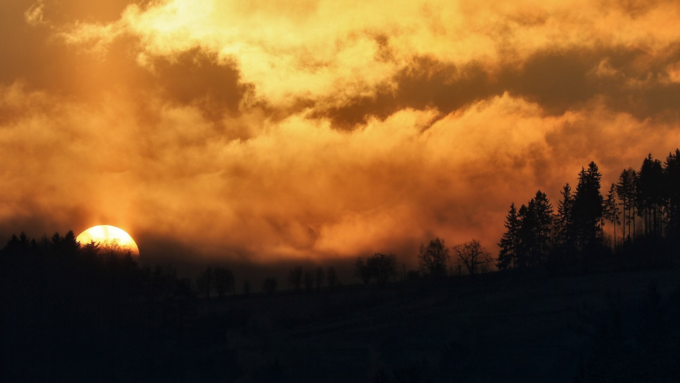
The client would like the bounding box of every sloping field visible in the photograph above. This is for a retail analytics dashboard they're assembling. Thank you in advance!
[192,269,680,382]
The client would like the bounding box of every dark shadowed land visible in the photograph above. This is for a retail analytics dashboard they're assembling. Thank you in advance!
[3,234,680,383]
[188,269,680,383]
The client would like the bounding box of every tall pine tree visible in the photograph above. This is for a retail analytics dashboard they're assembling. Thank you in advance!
[616,168,637,241]
[530,191,553,267]
[665,149,680,237]
[515,191,553,268]
[555,183,575,247]
[497,203,520,270]
[637,154,665,237]
[572,162,604,250]
[604,183,621,248]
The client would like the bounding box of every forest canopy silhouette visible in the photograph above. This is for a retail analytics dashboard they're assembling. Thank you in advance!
[498,149,680,274]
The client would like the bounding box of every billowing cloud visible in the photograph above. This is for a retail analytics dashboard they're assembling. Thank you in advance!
[2,0,680,267]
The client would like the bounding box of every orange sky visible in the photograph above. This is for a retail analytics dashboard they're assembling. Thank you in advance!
[2,0,680,265]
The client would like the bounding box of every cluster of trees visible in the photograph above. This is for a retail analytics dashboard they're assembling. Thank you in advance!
[288,265,339,292]
[497,149,680,272]
[354,253,398,285]
[195,266,236,300]
[417,238,493,277]
[348,239,493,285]
[613,153,680,240]
[255,238,494,296]
[191,264,342,298]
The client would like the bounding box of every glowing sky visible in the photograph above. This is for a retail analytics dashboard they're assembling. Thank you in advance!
[2,0,680,264]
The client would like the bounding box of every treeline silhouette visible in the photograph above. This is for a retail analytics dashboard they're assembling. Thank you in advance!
[0,231,198,381]
[498,149,680,274]
[191,264,342,299]
[191,241,492,301]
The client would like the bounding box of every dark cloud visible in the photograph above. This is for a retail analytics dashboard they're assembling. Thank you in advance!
[313,44,680,128]
[0,2,250,122]
[314,57,500,128]
[610,0,669,18]
[501,50,595,114]
[503,45,680,120]
[150,49,253,120]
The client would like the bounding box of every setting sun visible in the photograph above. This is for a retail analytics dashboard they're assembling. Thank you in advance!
[76,225,140,256]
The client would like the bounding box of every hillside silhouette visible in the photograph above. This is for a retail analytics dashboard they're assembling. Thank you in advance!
[1,148,679,382]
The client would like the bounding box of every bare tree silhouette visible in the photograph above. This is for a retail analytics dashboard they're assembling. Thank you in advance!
[368,253,398,285]
[452,239,492,275]
[354,256,372,284]
[418,238,449,278]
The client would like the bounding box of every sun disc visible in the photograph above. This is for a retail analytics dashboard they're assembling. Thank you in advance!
[76,225,140,256]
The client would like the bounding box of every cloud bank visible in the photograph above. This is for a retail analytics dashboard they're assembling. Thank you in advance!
[2,0,680,265]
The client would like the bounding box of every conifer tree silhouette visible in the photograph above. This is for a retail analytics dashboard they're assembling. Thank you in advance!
[573,162,604,250]
[636,154,664,237]
[616,168,637,241]
[604,184,621,247]
[515,191,553,268]
[665,149,680,237]
[497,203,520,270]
[555,183,575,247]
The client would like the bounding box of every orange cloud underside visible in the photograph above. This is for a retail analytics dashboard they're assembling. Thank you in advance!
[1,0,680,263]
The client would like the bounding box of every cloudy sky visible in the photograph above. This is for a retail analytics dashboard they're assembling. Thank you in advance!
[2,0,680,265]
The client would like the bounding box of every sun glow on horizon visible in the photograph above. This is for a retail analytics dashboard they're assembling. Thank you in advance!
[76,225,140,256]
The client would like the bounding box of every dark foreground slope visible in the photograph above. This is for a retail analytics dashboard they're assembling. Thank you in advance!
[3,262,680,382]
[192,269,680,383]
